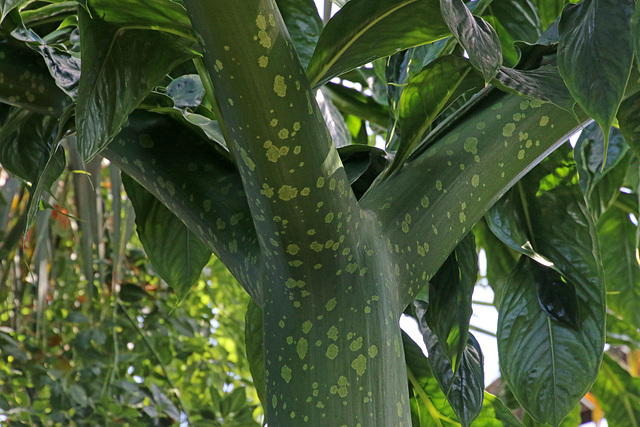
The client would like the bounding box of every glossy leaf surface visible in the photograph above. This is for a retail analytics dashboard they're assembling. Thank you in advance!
[244,299,266,409]
[439,0,502,82]
[495,147,605,425]
[307,0,450,88]
[277,0,323,69]
[391,55,482,175]
[122,174,211,298]
[558,0,634,144]
[76,5,193,162]
[489,0,542,44]
[0,0,27,23]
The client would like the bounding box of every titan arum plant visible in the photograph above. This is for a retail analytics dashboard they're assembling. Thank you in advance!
[4,0,640,424]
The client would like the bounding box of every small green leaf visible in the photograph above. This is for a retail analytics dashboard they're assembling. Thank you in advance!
[0,0,27,23]
[494,65,575,113]
[317,87,351,148]
[489,0,542,44]
[439,0,503,82]
[276,0,323,69]
[391,55,483,175]
[307,0,450,88]
[530,259,579,330]
[558,0,634,157]
[76,4,193,162]
[338,144,389,199]
[245,298,266,409]
[573,122,629,218]
[166,74,205,109]
[122,174,211,298]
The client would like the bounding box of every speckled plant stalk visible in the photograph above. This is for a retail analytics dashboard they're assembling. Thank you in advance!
[180,0,603,425]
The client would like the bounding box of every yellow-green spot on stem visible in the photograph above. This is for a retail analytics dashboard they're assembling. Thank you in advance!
[281,365,292,383]
[326,298,337,311]
[274,75,287,97]
[203,200,211,212]
[401,222,409,233]
[327,326,338,340]
[259,56,269,68]
[300,187,310,196]
[285,278,306,288]
[272,395,278,409]
[294,146,302,155]
[287,336,293,345]
[270,118,278,127]
[350,338,363,351]
[512,113,522,121]
[279,320,285,328]
[215,59,223,71]
[240,148,255,171]
[139,134,154,148]
[317,177,325,188]
[540,116,549,126]
[302,321,313,334]
[351,354,366,376]
[261,184,274,198]
[476,122,485,130]
[287,244,300,255]
[293,122,301,131]
[297,338,308,359]
[368,345,378,358]
[518,149,525,160]
[256,13,267,30]
[278,185,298,201]
[502,123,516,137]
[278,128,289,139]
[464,137,478,154]
[471,174,480,187]
[436,180,442,191]
[459,212,467,223]
[326,344,339,359]
[325,212,334,223]
[421,196,430,208]
[397,402,403,417]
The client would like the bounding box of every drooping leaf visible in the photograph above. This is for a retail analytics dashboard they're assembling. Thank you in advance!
[494,65,575,113]
[590,354,640,427]
[439,0,502,82]
[390,55,483,175]
[276,0,323,69]
[245,298,266,409]
[598,205,640,331]
[415,234,484,426]
[338,145,389,199]
[307,0,450,88]
[573,122,629,218]
[76,5,194,162]
[558,0,634,155]
[122,173,211,298]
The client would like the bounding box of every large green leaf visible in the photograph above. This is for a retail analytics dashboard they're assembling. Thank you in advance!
[76,4,194,162]
[494,147,605,425]
[306,0,450,88]
[122,174,211,298]
[591,354,640,427]
[558,0,634,152]
[498,257,602,426]
[104,111,261,301]
[574,122,629,218]
[533,0,567,30]
[415,234,484,427]
[390,55,483,175]
[439,0,502,82]
[276,0,323,69]
[598,205,640,331]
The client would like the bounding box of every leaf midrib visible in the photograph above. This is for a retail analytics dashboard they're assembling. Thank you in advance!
[309,0,419,87]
